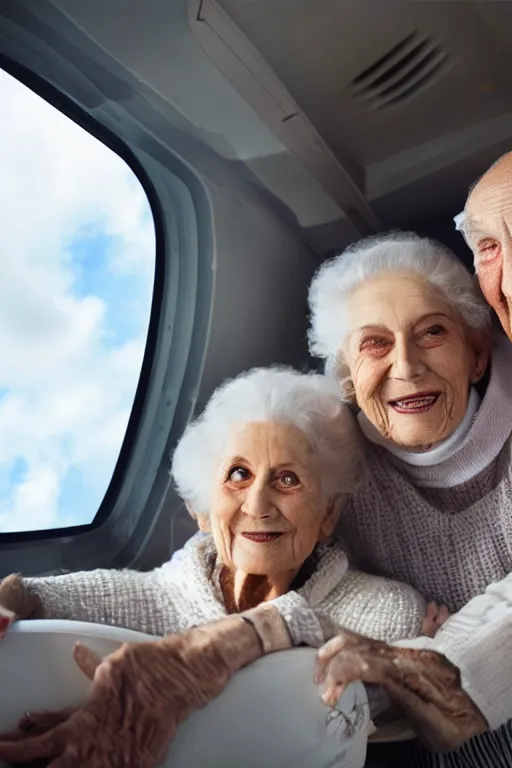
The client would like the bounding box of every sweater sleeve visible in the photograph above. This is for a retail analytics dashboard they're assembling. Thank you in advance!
[267,569,426,648]
[394,572,512,730]
[23,567,180,637]
[322,569,426,643]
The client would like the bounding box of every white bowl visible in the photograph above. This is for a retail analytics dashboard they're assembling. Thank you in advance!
[0,620,369,768]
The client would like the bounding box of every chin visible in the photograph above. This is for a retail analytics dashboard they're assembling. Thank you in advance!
[395,429,446,449]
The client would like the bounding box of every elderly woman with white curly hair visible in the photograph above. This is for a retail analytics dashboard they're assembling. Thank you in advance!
[307,231,512,767]
[0,365,450,768]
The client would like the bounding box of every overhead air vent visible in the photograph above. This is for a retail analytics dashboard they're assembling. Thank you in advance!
[350,31,451,110]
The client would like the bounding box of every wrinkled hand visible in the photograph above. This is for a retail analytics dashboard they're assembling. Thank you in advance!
[315,628,488,753]
[0,615,263,767]
[0,574,44,637]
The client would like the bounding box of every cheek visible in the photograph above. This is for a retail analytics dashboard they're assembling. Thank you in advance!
[284,495,321,539]
[478,261,503,309]
[352,358,384,405]
[209,493,239,556]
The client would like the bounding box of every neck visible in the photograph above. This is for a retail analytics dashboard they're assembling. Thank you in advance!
[220,567,298,613]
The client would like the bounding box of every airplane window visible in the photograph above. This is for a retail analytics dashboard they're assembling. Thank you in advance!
[0,69,155,533]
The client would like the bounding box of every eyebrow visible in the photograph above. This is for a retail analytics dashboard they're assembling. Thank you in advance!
[353,313,453,335]
[462,223,489,239]
[225,458,308,471]
[461,215,496,240]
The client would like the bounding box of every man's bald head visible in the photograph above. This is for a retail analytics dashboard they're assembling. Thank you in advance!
[459,151,512,339]
[466,151,512,212]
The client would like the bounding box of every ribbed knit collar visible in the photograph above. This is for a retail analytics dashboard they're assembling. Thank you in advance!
[358,335,512,488]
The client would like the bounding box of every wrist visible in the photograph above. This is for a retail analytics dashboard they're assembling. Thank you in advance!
[241,604,293,653]
[180,615,265,674]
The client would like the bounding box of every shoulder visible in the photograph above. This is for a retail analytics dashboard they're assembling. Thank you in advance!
[320,568,426,643]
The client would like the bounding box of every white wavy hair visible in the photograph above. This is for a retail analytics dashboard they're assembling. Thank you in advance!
[171,366,365,517]
[308,231,491,395]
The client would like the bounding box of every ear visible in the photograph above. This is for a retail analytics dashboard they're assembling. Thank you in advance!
[196,514,211,533]
[318,495,345,541]
[469,328,491,383]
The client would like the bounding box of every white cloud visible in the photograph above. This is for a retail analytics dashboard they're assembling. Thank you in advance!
[0,69,155,532]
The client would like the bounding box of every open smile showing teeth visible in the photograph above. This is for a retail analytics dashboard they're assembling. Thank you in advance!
[389,393,439,413]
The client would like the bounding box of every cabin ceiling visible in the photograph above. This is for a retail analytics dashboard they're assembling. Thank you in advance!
[10,0,512,255]
[217,0,512,236]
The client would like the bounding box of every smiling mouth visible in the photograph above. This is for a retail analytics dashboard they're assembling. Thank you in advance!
[389,393,440,414]
[241,532,283,543]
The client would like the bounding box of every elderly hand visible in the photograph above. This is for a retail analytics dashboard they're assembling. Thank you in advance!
[0,574,44,637]
[0,614,269,767]
[315,628,488,753]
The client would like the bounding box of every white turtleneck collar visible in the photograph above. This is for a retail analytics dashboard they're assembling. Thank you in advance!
[357,388,480,467]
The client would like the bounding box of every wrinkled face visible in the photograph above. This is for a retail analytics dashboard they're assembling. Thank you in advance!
[206,422,338,580]
[464,157,512,339]
[345,274,487,449]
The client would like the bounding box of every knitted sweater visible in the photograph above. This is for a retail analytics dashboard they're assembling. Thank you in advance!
[23,536,426,648]
[339,336,512,763]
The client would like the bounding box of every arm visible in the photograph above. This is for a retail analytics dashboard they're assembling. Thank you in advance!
[313,569,427,643]
[394,572,512,731]
[0,568,179,636]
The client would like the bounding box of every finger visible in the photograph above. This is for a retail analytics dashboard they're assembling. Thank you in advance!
[19,708,77,733]
[73,642,102,681]
[0,721,68,762]
[0,710,73,743]
[421,616,436,638]
[437,604,450,627]
[425,601,438,620]
[321,680,346,708]
[314,636,347,684]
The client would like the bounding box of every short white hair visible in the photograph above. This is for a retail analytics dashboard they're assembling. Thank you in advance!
[171,367,364,517]
[308,231,490,386]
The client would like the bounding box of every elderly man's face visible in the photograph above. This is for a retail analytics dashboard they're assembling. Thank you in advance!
[464,156,512,338]
[207,422,337,584]
[345,273,487,449]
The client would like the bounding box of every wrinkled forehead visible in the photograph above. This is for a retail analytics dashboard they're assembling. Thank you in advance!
[456,159,512,241]
[347,272,454,333]
[221,421,314,466]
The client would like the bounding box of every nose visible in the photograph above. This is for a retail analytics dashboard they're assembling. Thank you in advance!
[241,479,272,519]
[390,337,426,381]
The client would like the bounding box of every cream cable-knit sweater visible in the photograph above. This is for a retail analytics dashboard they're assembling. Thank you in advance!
[23,537,425,648]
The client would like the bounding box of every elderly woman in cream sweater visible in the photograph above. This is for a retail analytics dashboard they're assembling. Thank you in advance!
[0,366,441,767]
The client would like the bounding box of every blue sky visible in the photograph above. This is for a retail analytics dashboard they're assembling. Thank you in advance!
[0,69,155,532]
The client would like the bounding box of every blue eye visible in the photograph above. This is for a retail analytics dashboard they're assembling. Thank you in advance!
[227,466,251,483]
